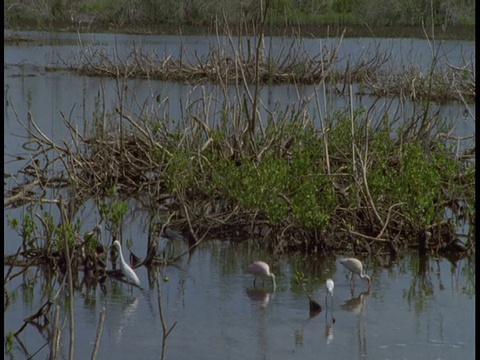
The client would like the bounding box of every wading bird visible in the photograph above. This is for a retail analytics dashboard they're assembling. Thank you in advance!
[325,279,334,308]
[339,257,371,290]
[113,240,141,289]
[246,261,276,290]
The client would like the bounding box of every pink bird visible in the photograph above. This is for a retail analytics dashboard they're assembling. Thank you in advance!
[246,261,276,290]
[339,257,371,290]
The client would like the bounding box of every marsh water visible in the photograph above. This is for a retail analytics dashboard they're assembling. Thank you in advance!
[4,31,475,359]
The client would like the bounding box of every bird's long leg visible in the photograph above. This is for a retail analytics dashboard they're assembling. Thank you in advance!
[349,274,355,291]
[325,295,334,322]
[253,277,257,287]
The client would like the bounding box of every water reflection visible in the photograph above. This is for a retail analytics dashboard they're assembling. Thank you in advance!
[244,287,272,359]
[294,311,318,347]
[341,288,371,357]
[244,286,274,308]
[3,245,475,359]
[112,296,139,344]
[405,255,436,315]
[325,322,334,345]
[81,271,101,298]
[324,294,335,345]
[340,288,371,315]
[308,303,322,319]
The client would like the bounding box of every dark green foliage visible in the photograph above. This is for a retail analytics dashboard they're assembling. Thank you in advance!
[4,0,475,29]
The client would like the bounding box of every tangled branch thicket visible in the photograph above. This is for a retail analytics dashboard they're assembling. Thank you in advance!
[4,23,475,267]
[50,25,475,104]
[5,69,475,259]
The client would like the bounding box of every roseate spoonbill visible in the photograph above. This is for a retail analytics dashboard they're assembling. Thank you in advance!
[246,261,276,290]
[339,257,371,290]
[113,240,141,288]
[325,279,334,308]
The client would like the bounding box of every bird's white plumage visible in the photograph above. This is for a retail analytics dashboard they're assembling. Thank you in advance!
[326,279,334,295]
[325,278,334,309]
[114,240,141,287]
[339,257,371,289]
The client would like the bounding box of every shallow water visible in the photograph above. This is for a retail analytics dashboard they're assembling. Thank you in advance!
[4,235,475,359]
[5,29,475,71]
[4,30,475,360]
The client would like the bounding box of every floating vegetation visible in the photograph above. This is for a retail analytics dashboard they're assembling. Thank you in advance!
[42,24,474,104]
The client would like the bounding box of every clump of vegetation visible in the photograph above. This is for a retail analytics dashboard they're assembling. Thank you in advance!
[5,77,474,257]
[4,3,474,285]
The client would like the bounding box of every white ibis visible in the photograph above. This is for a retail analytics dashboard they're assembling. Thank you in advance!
[246,261,276,290]
[339,257,371,290]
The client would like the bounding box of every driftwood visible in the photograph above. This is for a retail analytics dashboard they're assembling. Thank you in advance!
[4,180,40,207]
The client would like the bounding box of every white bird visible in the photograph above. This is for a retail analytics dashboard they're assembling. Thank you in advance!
[113,240,141,288]
[339,257,371,290]
[246,261,276,290]
[325,279,334,308]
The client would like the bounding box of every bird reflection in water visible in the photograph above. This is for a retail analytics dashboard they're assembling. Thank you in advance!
[325,322,334,345]
[114,296,140,344]
[324,279,335,344]
[244,283,273,359]
[245,287,274,308]
[340,288,371,315]
[340,288,371,357]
